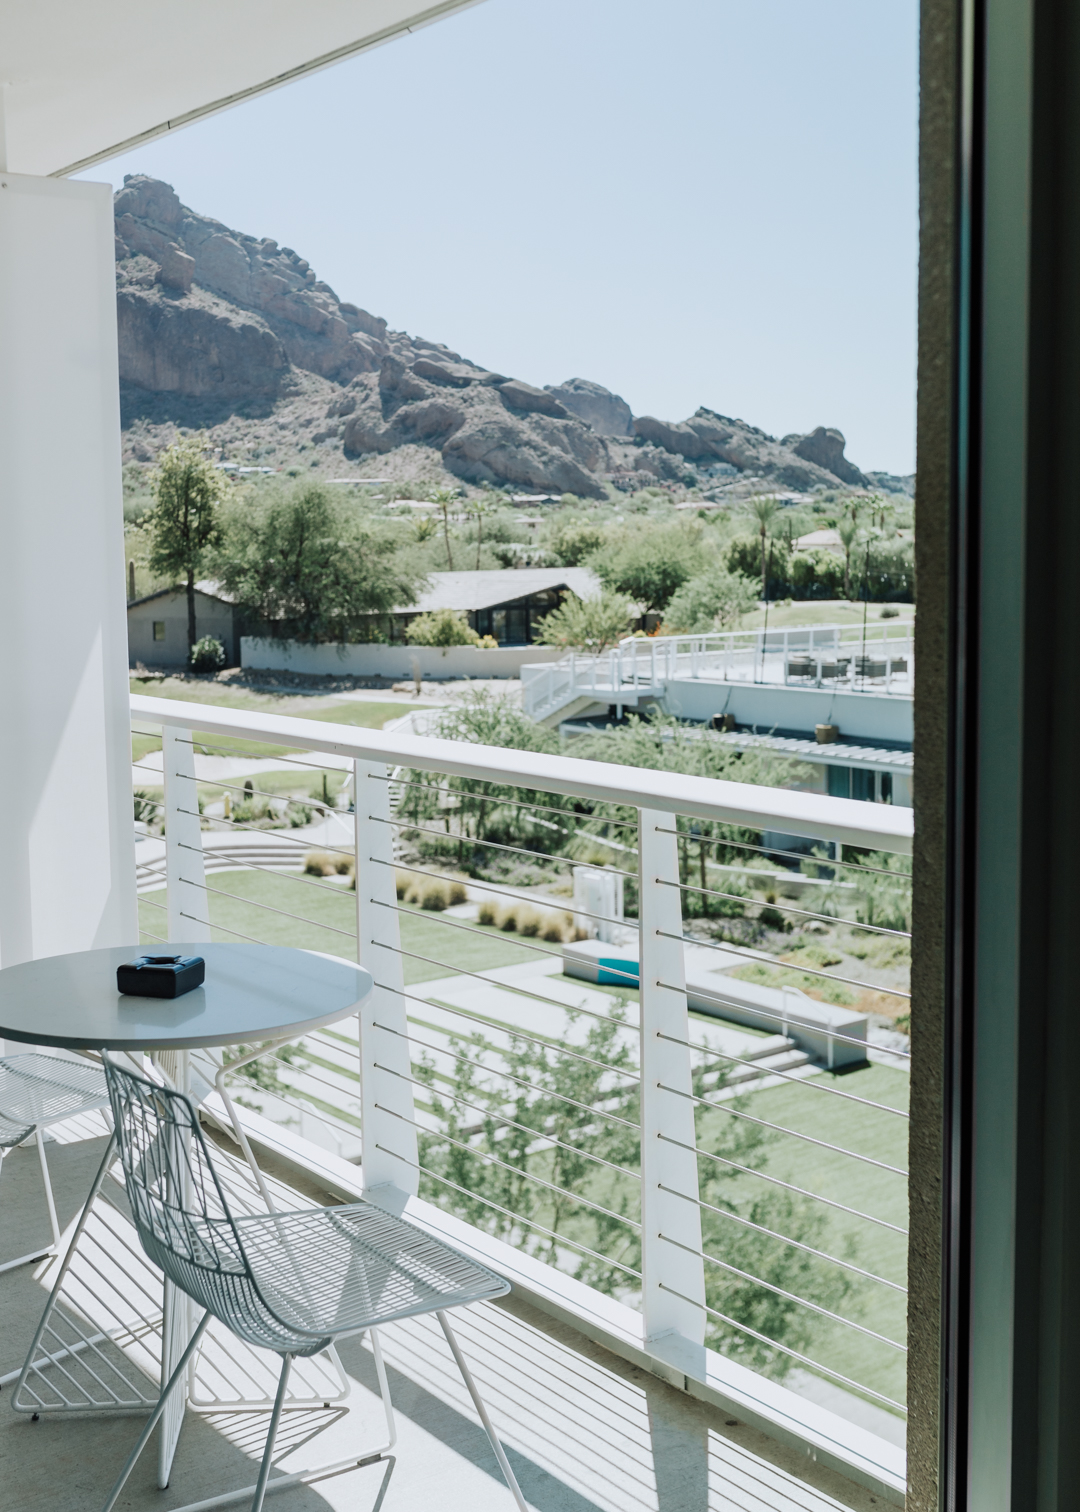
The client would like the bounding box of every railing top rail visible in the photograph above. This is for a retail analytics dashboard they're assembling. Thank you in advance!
[131,693,911,852]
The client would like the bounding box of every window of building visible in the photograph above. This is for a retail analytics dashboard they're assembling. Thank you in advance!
[153,621,166,641]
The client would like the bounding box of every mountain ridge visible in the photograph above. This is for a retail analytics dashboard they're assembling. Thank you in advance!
[115,176,896,498]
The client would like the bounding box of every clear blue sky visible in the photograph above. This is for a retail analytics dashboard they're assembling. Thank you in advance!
[83,0,919,474]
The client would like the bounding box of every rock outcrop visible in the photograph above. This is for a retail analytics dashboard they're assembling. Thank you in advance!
[546,378,633,436]
[339,357,608,497]
[633,407,869,491]
[113,175,875,494]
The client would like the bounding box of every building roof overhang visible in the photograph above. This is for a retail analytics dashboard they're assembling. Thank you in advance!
[1,0,480,178]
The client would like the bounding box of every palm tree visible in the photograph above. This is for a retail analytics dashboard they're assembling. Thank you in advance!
[747,494,782,603]
[837,518,862,600]
[428,487,460,571]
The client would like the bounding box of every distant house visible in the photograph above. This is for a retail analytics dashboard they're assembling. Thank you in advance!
[127,580,242,668]
[794,528,844,554]
[389,568,602,646]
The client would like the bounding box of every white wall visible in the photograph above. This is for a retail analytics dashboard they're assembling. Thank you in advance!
[242,638,566,679]
[129,591,238,668]
[0,173,137,965]
[660,679,914,746]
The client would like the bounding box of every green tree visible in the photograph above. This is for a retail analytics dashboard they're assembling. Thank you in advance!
[465,495,499,570]
[662,568,758,633]
[405,607,480,647]
[546,516,607,567]
[428,486,461,570]
[146,439,230,656]
[534,590,635,651]
[837,518,862,600]
[215,482,426,644]
[593,523,700,614]
[746,495,782,605]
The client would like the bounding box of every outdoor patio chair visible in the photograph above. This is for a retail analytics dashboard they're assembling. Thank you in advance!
[0,1053,110,1274]
[98,1056,527,1512]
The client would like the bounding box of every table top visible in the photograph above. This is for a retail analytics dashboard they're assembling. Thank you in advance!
[0,943,372,1051]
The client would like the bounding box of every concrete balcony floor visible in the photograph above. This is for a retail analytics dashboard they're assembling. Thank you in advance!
[1,1124,887,1512]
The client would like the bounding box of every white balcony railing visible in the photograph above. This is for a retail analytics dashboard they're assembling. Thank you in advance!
[520,622,915,722]
[129,691,913,1502]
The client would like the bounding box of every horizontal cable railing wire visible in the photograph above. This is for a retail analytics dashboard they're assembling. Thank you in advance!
[657,1282,906,1415]
[655,1080,908,1176]
[370,1061,640,1180]
[374,1019,640,1132]
[177,841,352,898]
[179,873,358,939]
[376,966,637,1034]
[655,1184,902,1297]
[658,1232,906,1351]
[655,932,911,1000]
[656,1132,908,1246]
[367,862,630,936]
[369,907,643,991]
[655,826,912,880]
[660,877,911,939]
[374,1099,641,1232]
[372,774,641,831]
[656,1031,910,1115]
[383,1150,643,1281]
[173,806,355,859]
[384,820,640,878]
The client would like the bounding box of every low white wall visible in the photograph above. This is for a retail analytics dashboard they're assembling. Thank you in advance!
[660,679,914,746]
[241,638,565,679]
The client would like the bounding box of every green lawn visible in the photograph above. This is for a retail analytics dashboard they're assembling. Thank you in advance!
[138,869,558,981]
[131,678,432,759]
[740,600,915,631]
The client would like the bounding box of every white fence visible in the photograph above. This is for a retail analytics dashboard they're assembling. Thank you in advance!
[130,691,912,1495]
[521,623,915,722]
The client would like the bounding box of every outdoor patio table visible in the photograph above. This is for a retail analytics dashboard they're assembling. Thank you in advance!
[0,941,372,1488]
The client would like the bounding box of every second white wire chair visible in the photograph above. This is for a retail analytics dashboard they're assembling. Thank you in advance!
[99,1055,528,1512]
[0,1052,110,1274]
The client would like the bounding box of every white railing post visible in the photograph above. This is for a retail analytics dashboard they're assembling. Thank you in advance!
[354,759,418,1195]
[162,726,210,943]
[638,809,706,1355]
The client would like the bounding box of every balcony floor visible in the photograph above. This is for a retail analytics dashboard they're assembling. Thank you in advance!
[1,1125,888,1512]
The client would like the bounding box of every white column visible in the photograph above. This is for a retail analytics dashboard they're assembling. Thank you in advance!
[354,760,418,1195]
[0,173,135,966]
[638,809,706,1353]
[162,727,210,943]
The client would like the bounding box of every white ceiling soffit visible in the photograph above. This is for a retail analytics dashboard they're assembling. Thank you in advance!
[1,0,481,179]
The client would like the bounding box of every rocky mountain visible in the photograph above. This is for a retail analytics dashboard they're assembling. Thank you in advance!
[115,176,886,498]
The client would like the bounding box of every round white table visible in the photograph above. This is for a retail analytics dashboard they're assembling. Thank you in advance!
[0,942,369,1051]
[0,941,372,1486]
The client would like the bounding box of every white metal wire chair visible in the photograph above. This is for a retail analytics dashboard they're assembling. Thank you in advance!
[0,1053,110,1274]
[99,1055,528,1512]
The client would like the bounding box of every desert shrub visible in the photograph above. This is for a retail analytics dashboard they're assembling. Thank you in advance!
[515,906,543,936]
[403,874,468,911]
[406,608,480,647]
[497,906,518,932]
[477,898,500,926]
[189,634,226,673]
[304,850,341,877]
[395,870,411,899]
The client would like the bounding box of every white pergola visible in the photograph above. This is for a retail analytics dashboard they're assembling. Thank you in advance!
[0,2,477,969]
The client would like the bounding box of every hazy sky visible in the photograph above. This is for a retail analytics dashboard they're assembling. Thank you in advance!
[82,0,919,474]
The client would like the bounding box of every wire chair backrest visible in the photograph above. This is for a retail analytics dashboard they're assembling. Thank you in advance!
[102,1056,250,1299]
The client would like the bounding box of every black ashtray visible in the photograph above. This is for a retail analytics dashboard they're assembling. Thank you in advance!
[117,955,205,999]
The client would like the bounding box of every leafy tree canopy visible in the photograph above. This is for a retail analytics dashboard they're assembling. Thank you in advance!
[146,437,230,649]
[534,590,635,652]
[662,568,758,634]
[592,522,702,613]
[215,482,426,644]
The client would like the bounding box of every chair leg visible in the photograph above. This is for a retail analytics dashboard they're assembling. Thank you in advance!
[35,1128,62,1249]
[437,1312,528,1512]
[368,1328,398,1452]
[251,1354,293,1512]
[99,1310,212,1512]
